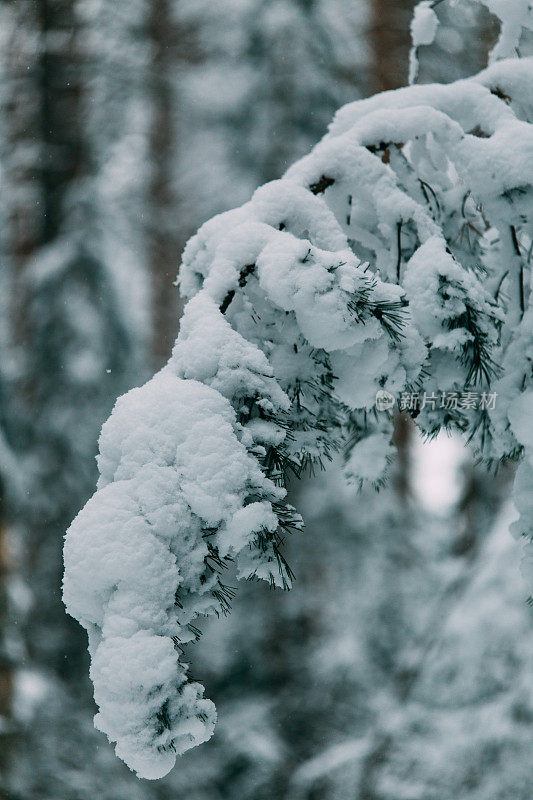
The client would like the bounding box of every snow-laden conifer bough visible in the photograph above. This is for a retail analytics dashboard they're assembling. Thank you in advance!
[63,0,533,780]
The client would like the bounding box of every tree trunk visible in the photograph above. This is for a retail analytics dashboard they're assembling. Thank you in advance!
[2,0,90,681]
[369,0,415,94]
[147,0,183,368]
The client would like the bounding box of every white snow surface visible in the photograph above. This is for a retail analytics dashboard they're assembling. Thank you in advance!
[64,47,533,778]
[409,1,440,84]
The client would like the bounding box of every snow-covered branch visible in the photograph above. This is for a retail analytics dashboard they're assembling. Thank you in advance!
[64,49,532,778]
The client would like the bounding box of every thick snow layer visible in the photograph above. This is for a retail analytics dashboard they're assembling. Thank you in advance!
[64,370,284,777]
[411,1,439,48]
[64,47,533,778]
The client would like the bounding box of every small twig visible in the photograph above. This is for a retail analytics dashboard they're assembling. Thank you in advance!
[396,221,402,282]
[510,225,525,316]
[309,175,335,195]
[419,179,440,215]
[494,269,509,301]
[219,263,256,314]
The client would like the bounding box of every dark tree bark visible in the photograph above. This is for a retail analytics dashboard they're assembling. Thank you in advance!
[147,0,184,368]
[369,0,415,94]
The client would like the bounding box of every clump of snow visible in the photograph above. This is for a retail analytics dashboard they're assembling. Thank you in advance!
[345,432,395,486]
[64,370,286,777]
[409,1,440,84]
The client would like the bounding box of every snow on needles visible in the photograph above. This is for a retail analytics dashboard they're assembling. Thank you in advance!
[64,49,533,777]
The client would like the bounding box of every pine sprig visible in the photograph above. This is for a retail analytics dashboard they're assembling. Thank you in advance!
[438,274,501,386]
[370,298,408,342]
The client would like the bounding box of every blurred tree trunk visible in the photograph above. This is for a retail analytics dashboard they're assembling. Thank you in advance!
[3,0,43,307]
[0,515,14,787]
[0,508,15,721]
[28,0,89,681]
[369,0,414,93]
[0,1,44,762]
[147,0,183,368]
[369,0,416,501]
[36,0,86,243]
[0,4,40,779]
[2,0,92,684]
[392,411,413,502]
[5,0,88,356]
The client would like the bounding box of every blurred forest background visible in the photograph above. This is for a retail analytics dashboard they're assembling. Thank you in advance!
[0,1,532,798]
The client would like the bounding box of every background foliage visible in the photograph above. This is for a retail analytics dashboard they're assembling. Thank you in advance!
[0,1,532,798]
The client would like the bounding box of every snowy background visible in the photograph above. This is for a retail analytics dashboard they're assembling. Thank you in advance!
[1,1,533,798]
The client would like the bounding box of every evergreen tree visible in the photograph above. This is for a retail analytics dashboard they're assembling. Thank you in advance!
[64,0,533,780]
